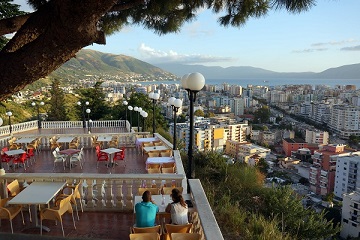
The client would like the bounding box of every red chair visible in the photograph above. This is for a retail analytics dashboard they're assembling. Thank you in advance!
[113,149,125,168]
[26,148,35,165]
[96,152,109,168]
[12,153,29,171]
[1,153,13,170]
[95,145,101,157]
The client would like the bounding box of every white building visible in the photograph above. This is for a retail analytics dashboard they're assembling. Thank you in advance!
[305,130,329,145]
[329,105,360,139]
[341,191,360,238]
[334,154,360,199]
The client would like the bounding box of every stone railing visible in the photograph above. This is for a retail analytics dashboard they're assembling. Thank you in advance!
[0,120,130,137]
[0,174,223,240]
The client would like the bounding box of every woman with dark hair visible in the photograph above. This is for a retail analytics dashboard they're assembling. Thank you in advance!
[165,188,189,225]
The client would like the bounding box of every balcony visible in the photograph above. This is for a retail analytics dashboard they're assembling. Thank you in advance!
[0,120,223,239]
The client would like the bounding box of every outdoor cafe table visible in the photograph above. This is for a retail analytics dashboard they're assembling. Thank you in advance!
[59,149,81,168]
[14,137,36,147]
[97,136,113,148]
[56,136,75,149]
[8,181,67,231]
[135,137,157,148]
[145,157,175,170]
[4,149,26,156]
[143,145,169,154]
[100,147,122,168]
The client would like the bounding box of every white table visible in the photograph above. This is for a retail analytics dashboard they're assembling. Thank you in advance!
[56,136,75,143]
[97,136,113,142]
[146,157,175,169]
[8,181,67,231]
[97,136,113,148]
[143,146,169,153]
[135,137,157,148]
[14,138,36,144]
[56,136,75,149]
[100,148,122,168]
[134,194,192,213]
[5,149,26,156]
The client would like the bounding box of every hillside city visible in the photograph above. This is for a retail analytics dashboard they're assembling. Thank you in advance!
[8,76,360,239]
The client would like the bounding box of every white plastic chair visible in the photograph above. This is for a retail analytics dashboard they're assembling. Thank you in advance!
[52,150,66,171]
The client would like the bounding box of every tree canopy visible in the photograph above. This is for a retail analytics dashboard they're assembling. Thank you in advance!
[0,0,316,100]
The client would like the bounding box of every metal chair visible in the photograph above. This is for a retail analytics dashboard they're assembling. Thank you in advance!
[40,194,76,237]
[0,198,25,233]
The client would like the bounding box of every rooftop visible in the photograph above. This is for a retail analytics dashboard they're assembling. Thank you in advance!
[0,120,223,239]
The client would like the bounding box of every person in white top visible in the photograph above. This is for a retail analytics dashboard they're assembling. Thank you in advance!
[165,188,189,225]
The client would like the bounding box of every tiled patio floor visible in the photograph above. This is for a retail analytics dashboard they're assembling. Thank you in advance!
[0,127,150,239]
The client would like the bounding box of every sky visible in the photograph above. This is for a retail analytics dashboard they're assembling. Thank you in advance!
[14,0,360,73]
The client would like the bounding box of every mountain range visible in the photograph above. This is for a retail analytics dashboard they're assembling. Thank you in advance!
[51,49,360,81]
[154,63,360,79]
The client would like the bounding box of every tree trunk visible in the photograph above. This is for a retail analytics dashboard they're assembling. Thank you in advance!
[0,0,117,101]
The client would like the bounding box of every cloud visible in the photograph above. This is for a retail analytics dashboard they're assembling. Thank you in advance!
[340,45,360,51]
[292,48,328,53]
[184,22,214,38]
[311,39,357,47]
[138,43,236,64]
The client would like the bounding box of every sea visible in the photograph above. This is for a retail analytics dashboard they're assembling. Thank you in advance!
[139,78,360,89]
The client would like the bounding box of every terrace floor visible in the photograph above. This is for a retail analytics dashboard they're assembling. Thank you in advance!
[0,127,151,239]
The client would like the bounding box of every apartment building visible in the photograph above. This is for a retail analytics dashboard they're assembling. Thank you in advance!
[309,102,331,124]
[174,121,249,152]
[225,140,270,163]
[341,191,360,238]
[309,144,357,196]
[334,154,360,199]
[282,138,308,157]
[305,130,329,145]
[329,105,360,139]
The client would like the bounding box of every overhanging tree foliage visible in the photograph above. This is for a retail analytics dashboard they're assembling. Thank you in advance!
[0,0,316,100]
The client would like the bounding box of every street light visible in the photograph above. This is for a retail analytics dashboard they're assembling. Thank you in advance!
[149,92,160,136]
[86,108,91,133]
[77,101,89,128]
[135,107,142,132]
[6,111,12,134]
[31,101,44,128]
[168,97,183,150]
[89,119,93,133]
[123,100,128,123]
[140,110,148,131]
[128,105,133,131]
[134,107,139,132]
[181,72,205,181]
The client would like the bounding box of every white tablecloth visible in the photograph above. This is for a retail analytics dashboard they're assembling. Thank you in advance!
[145,157,174,169]
[135,137,157,148]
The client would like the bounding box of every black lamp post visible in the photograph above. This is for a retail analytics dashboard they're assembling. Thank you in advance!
[181,73,205,182]
[123,100,128,124]
[86,108,91,133]
[6,111,12,134]
[140,110,148,132]
[31,101,44,128]
[134,107,142,132]
[149,92,160,136]
[77,101,89,128]
[128,105,133,131]
[168,97,183,150]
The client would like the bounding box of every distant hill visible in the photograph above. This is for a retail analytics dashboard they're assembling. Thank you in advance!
[49,49,360,82]
[154,63,360,79]
[50,49,177,81]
